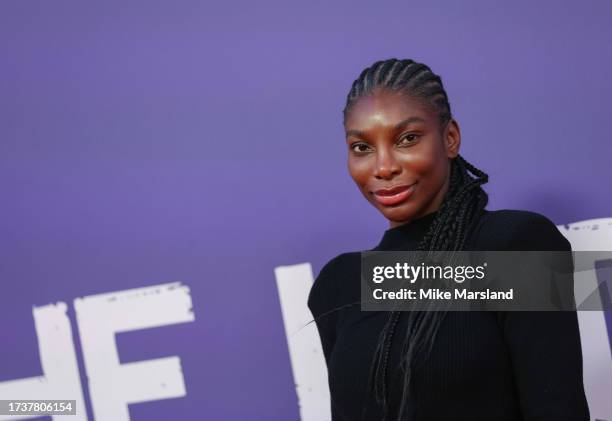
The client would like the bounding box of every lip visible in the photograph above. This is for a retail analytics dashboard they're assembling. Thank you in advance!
[372,183,417,206]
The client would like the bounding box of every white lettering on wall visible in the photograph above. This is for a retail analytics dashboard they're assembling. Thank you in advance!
[0,282,194,421]
[74,282,194,421]
[275,263,331,421]
[0,302,87,421]
[560,217,612,420]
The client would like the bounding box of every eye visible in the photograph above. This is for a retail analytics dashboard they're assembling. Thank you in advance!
[350,142,371,154]
[398,133,420,146]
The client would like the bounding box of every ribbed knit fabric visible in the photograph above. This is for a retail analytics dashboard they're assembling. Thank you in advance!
[307,209,590,420]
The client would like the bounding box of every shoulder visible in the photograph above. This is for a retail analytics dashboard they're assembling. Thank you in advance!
[476,209,571,251]
[307,251,360,316]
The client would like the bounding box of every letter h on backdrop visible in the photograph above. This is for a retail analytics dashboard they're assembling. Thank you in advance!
[0,282,194,421]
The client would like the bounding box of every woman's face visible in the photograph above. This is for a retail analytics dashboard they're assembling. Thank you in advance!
[344,88,461,228]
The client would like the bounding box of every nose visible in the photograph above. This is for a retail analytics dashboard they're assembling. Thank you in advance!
[374,148,401,179]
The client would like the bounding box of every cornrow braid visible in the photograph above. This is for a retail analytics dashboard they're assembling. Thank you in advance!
[344,59,453,128]
[343,59,490,421]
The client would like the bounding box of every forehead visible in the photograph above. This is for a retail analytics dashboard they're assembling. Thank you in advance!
[344,89,435,130]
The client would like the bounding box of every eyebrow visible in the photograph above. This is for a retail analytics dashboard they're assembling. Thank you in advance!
[345,116,426,138]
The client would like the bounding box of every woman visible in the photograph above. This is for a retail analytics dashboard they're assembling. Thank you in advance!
[307,58,590,420]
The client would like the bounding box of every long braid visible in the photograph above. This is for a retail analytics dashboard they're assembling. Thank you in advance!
[344,59,490,421]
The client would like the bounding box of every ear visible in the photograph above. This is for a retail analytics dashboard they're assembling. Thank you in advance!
[444,119,461,158]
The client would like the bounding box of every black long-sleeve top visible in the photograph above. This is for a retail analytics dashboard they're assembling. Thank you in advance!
[307,209,590,420]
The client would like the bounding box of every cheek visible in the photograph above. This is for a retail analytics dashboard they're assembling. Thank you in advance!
[347,157,371,185]
[400,147,444,178]
[399,143,448,189]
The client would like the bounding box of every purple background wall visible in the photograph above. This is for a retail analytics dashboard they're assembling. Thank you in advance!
[1,0,610,420]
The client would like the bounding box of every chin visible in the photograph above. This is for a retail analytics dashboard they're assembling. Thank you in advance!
[380,205,416,223]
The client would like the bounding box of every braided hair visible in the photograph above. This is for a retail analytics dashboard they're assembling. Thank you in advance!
[343,59,490,420]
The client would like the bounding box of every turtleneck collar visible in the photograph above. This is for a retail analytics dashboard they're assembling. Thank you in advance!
[372,210,439,251]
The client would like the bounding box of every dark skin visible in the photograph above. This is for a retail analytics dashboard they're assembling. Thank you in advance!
[344,88,461,229]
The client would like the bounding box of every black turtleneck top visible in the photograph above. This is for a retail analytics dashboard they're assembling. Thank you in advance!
[307,209,590,421]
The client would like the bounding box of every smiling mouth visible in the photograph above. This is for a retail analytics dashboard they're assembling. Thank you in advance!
[372,183,417,206]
